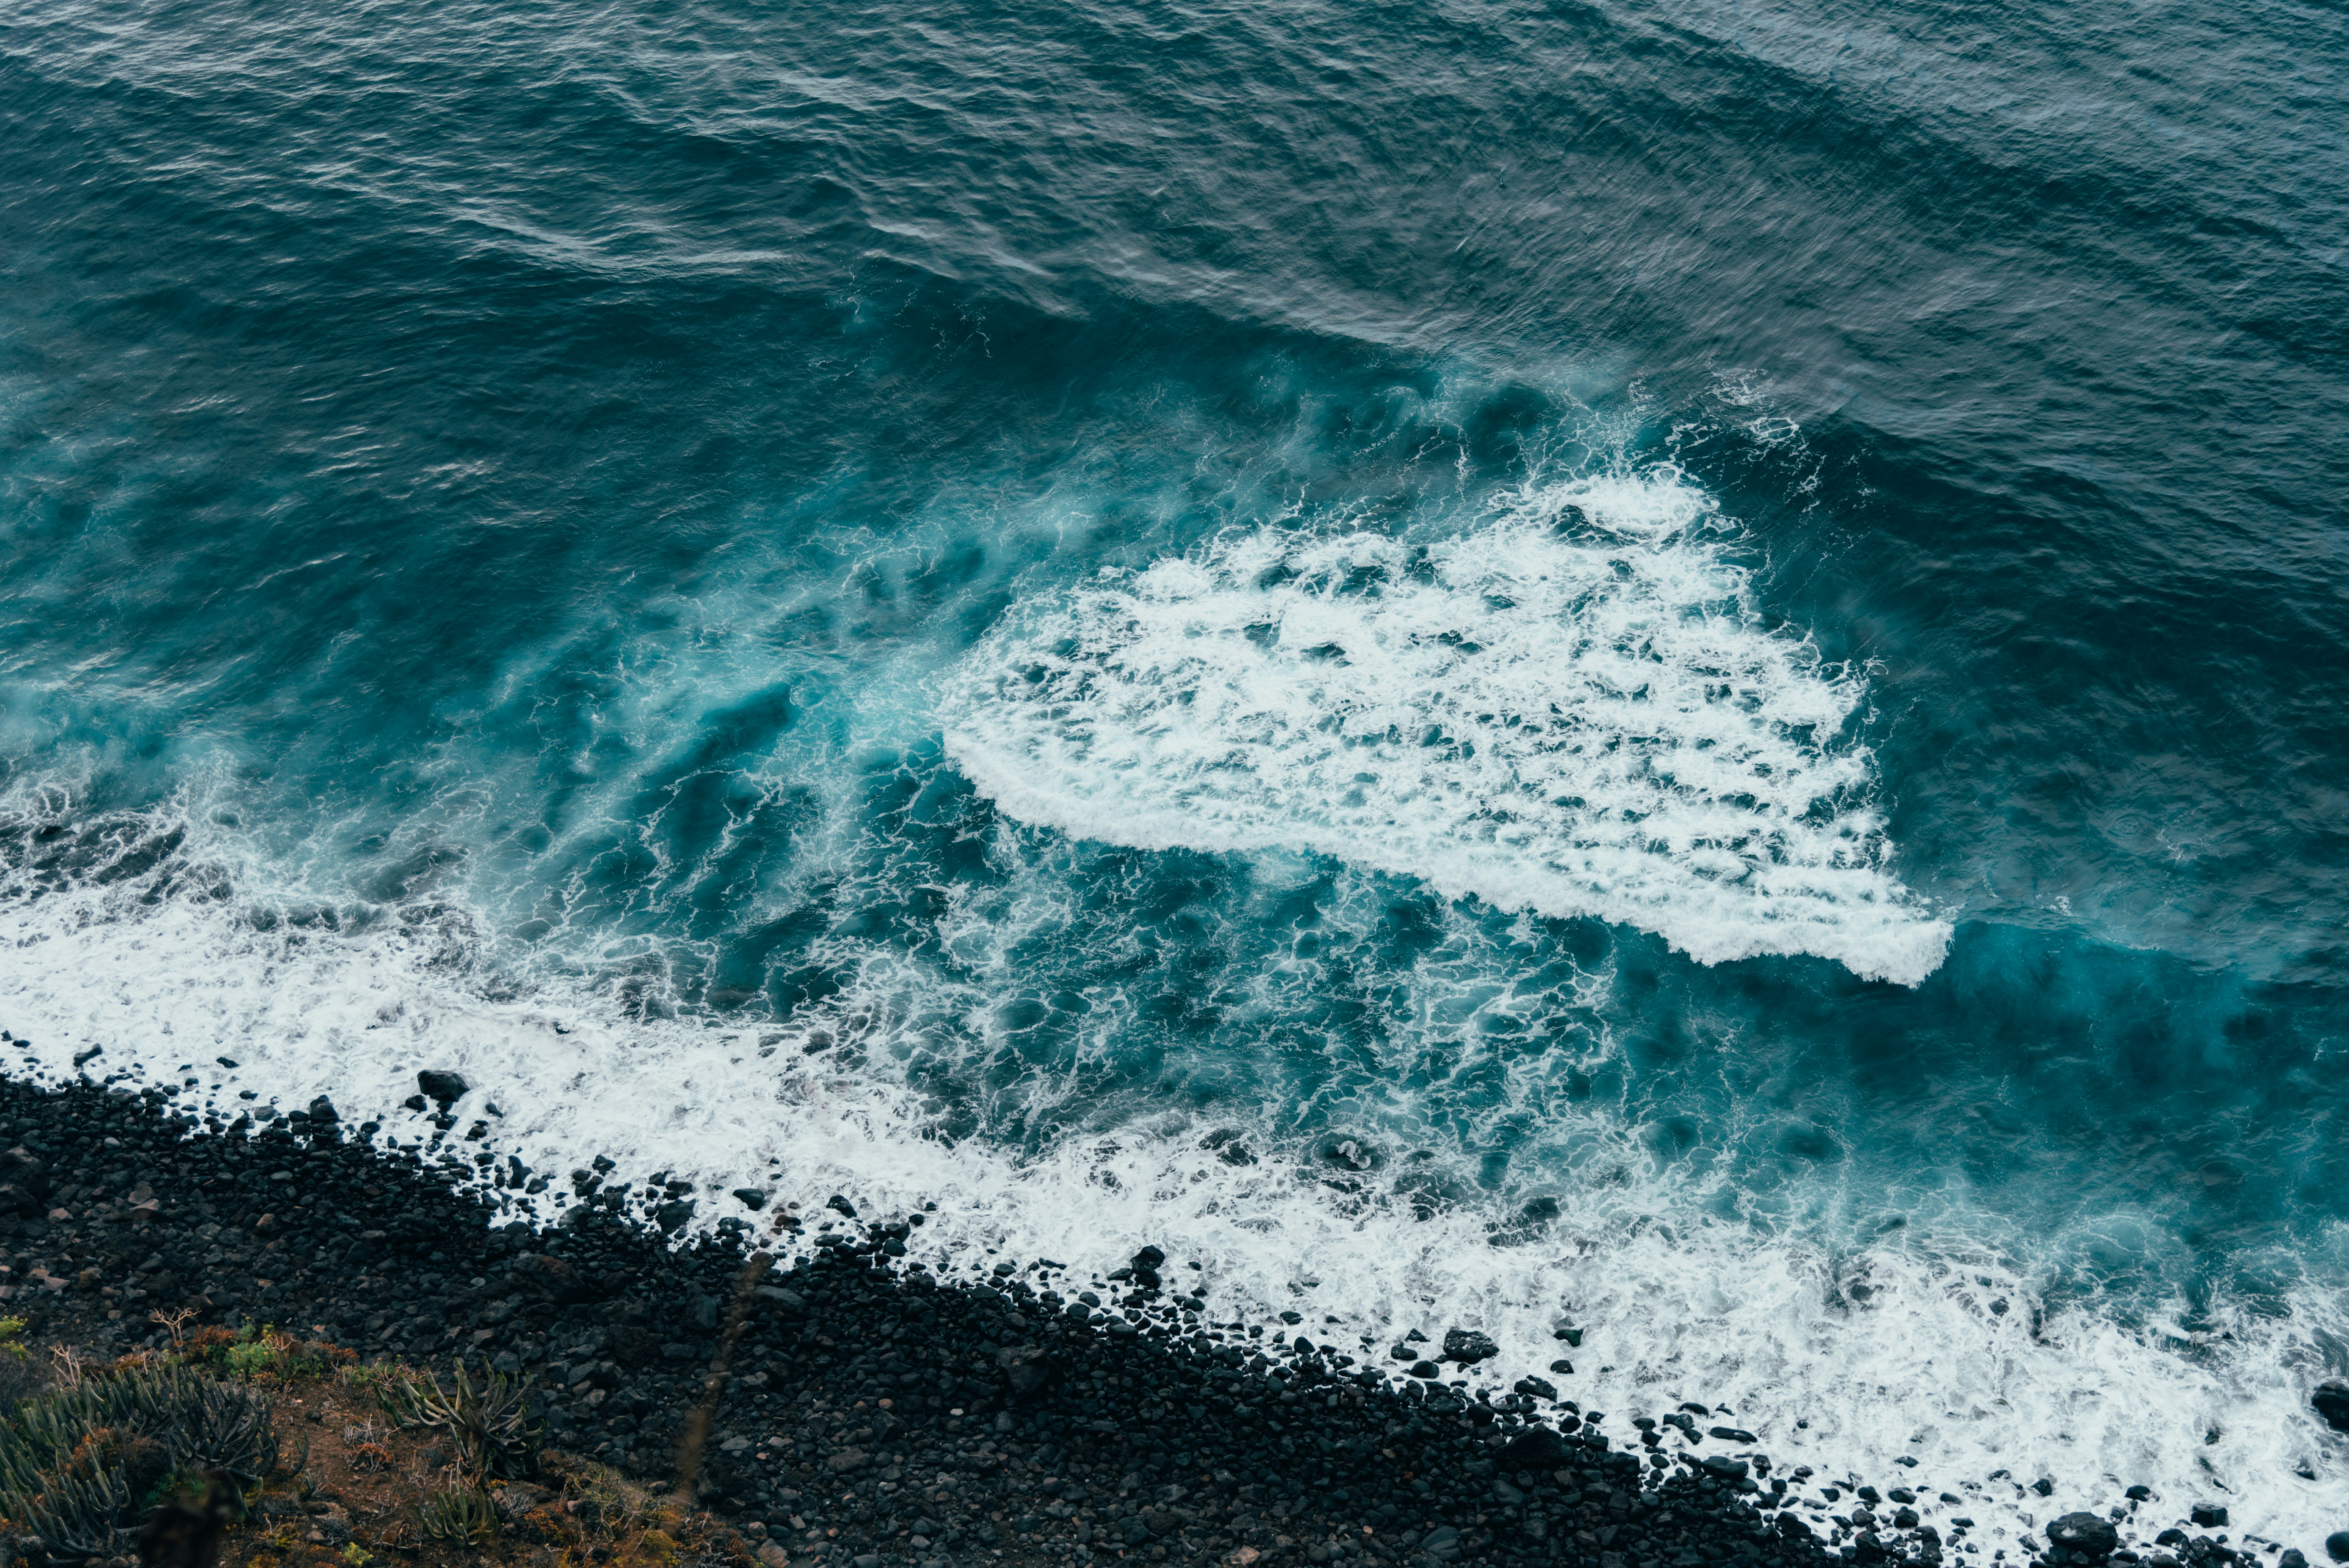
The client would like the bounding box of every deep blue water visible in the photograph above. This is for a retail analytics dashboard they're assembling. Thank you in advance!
[4,0,2349,1537]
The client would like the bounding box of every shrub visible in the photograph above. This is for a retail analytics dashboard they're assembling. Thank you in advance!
[0,1366,277,1560]
[376,1359,538,1482]
[416,1487,496,1547]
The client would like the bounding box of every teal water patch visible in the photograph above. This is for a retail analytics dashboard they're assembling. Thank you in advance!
[5,0,2349,1541]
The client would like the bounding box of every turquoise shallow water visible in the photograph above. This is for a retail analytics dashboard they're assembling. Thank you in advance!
[4,0,2349,1541]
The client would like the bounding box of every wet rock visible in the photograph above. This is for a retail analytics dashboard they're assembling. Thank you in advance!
[1710,1426,1757,1443]
[1442,1328,1498,1364]
[508,1251,581,1300]
[731,1188,769,1209]
[1498,1428,1564,1470]
[2189,1504,2227,1528]
[416,1069,468,1104]
[1513,1375,1557,1400]
[2314,1380,2349,1434]
[2324,1533,2349,1564]
[2032,1478,2056,1497]
[2048,1513,2118,1558]
[998,1345,1058,1399]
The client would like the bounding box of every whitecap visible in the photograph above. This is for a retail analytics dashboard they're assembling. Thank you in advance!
[940,468,1950,984]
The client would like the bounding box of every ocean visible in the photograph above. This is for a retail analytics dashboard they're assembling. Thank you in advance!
[4,0,2347,1547]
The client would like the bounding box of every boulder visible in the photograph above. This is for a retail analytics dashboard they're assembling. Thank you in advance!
[1443,1328,1498,1364]
[508,1252,581,1301]
[2314,1380,2349,1434]
[416,1070,468,1104]
[999,1344,1059,1398]
[1498,1428,1564,1470]
[2047,1513,2119,1558]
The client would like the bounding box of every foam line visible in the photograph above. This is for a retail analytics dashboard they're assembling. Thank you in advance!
[0,827,2341,1552]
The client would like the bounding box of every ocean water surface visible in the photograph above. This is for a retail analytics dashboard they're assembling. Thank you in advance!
[4,0,2349,1547]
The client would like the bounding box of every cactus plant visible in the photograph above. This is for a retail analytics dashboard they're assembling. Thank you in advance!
[0,1366,275,1562]
[377,1359,538,1482]
[416,1486,497,1547]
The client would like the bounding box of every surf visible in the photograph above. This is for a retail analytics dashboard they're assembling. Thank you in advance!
[940,468,1950,986]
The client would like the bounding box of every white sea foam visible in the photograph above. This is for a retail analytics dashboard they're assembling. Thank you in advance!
[939,470,1950,985]
[0,804,2343,1555]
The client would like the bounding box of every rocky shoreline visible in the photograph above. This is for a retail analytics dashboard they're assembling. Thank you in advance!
[0,1071,2331,1568]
